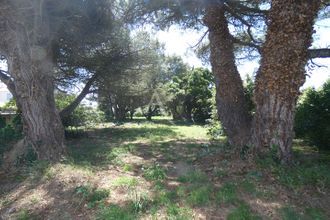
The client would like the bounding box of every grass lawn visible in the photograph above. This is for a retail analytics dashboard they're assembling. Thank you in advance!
[0,117,329,219]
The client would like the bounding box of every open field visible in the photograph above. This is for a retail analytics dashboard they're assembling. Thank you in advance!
[1,117,329,220]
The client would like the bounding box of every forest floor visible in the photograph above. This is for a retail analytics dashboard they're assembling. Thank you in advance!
[0,117,329,220]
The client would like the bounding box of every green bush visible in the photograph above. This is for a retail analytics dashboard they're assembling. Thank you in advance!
[0,125,22,154]
[294,80,330,150]
[0,112,23,164]
[0,116,5,129]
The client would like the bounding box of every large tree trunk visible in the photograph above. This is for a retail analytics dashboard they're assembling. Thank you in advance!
[252,0,320,164]
[204,6,251,147]
[1,1,66,163]
[7,48,66,161]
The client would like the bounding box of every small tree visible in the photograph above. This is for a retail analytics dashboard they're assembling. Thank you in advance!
[165,67,214,123]
[295,80,330,150]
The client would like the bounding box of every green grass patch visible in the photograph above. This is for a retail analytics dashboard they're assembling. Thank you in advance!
[240,180,257,195]
[214,168,227,178]
[279,206,302,220]
[143,164,167,181]
[75,185,110,208]
[154,189,178,205]
[97,204,136,220]
[278,164,330,190]
[112,176,138,188]
[122,164,134,172]
[186,185,212,206]
[227,203,261,220]
[16,209,35,220]
[128,191,152,213]
[256,148,330,190]
[177,170,208,183]
[305,208,327,220]
[166,204,193,220]
[216,183,238,205]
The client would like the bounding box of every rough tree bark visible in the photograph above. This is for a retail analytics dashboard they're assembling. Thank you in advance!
[204,6,251,147]
[0,1,66,163]
[252,0,320,164]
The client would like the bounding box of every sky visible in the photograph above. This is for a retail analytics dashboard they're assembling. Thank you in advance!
[156,18,330,89]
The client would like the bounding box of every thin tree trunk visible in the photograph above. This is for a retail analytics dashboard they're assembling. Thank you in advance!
[204,6,251,147]
[252,0,320,164]
[59,75,97,119]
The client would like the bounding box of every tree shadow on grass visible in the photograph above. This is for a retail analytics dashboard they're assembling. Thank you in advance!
[110,117,199,126]
[66,126,179,169]
[93,126,179,142]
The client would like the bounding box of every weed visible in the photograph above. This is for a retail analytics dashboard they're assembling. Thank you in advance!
[123,164,134,172]
[128,190,151,213]
[0,198,11,207]
[227,203,261,220]
[143,164,166,181]
[30,196,40,205]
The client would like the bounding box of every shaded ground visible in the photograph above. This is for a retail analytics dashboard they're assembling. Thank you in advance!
[0,118,329,219]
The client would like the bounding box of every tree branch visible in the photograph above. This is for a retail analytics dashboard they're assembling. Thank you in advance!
[225,5,262,45]
[232,36,261,53]
[59,75,98,119]
[190,30,209,48]
[308,48,330,59]
[0,69,16,97]
[226,1,268,16]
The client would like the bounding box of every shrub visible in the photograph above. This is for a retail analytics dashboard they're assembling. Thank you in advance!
[294,80,330,150]
[0,116,5,129]
[0,124,22,162]
[206,120,224,140]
